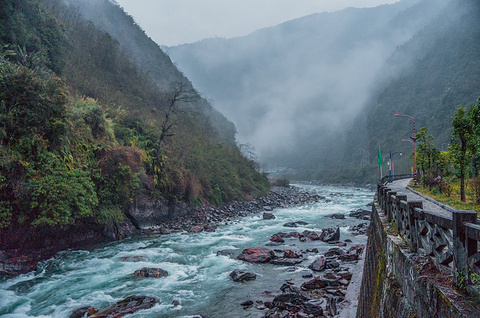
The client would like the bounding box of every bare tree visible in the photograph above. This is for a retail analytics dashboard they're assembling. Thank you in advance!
[159,81,197,144]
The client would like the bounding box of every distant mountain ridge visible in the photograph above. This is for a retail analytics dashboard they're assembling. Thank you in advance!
[165,0,450,176]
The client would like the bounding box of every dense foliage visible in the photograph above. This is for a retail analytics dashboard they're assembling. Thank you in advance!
[0,0,269,228]
[405,98,480,205]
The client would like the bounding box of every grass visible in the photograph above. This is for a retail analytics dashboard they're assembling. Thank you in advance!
[408,179,480,214]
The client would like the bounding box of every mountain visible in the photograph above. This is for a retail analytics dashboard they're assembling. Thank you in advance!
[0,0,269,234]
[165,0,450,176]
[62,0,236,145]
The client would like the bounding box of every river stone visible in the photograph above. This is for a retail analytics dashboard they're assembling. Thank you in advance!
[263,212,275,219]
[133,267,168,278]
[283,250,302,259]
[304,302,324,316]
[237,247,275,263]
[301,230,320,241]
[325,247,345,257]
[69,307,98,318]
[321,227,340,242]
[270,234,285,243]
[349,208,371,219]
[90,295,157,317]
[325,213,346,219]
[120,256,148,262]
[308,256,326,272]
[270,258,303,266]
[229,269,257,282]
[339,253,359,261]
[217,250,236,257]
[283,222,298,228]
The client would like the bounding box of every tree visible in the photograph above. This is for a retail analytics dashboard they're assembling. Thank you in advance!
[449,106,477,202]
[416,127,439,189]
[158,81,197,144]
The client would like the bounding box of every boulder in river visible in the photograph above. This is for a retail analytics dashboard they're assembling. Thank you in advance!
[90,295,157,317]
[237,247,275,263]
[349,208,371,219]
[217,250,236,257]
[308,256,326,272]
[270,258,303,266]
[301,277,340,290]
[119,256,148,262]
[320,227,340,242]
[263,212,276,219]
[301,230,320,241]
[133,267,168,278]
[325,213,346,219]
[270,234,285,243]
[283,250,302,259]
[229,269,257,282]
[69,307,98,318]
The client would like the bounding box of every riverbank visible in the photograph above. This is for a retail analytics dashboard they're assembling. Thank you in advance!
[0,186,322,278]
[0,184,373,317]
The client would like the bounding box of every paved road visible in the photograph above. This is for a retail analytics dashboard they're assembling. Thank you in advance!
[386,178,451,218]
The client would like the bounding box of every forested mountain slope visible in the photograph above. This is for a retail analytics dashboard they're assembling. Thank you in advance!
[0,0,268,236]
[341,0,480,181]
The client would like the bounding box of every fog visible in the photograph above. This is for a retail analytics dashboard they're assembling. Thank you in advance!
[166,0,450,172]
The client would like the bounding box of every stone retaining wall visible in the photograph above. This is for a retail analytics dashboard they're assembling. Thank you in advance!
[357,201,479,317]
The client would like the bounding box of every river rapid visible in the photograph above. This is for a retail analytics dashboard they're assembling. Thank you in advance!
[0,184,373,318]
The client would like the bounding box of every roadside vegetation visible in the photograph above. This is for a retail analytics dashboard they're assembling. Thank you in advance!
[406,97,480,215]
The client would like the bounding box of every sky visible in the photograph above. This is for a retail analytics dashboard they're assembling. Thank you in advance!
[114,0,401,46]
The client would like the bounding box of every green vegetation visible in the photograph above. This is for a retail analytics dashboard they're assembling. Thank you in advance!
[0,0,269,229]
[406,98,480,214]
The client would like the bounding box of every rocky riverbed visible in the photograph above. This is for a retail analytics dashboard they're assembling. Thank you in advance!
[1,184,373,318]
[0,186,322,278]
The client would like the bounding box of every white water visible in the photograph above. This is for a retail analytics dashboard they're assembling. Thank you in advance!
[0,184,373,318]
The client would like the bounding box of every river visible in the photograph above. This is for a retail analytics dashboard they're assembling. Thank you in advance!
[0,184,373,318]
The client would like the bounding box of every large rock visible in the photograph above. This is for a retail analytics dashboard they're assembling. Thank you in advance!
[263,212,276,219]
[301,277,340,290]
[133,267,168,278]
[324,247,345,257]
[320,227,340,242]
[349,208,371,219]
[308,257,326,272]
[270,234,285,243]
[283,250,302,259]
[301,230,320,241]
[270,258,303,266]
[120,256,148,262]
[325,213,346,219]
[70,307,98,318]
[237,247,275,263]
[90,296,157,317]
[229,269,257,282]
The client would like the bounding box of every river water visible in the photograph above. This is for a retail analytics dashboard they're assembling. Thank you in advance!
[0,184,373,318]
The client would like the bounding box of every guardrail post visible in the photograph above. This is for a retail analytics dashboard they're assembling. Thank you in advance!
[394,195,407,229]
[386,191,396,222]
[382,188,391,212]
[453,210,477,287]
[407,201,422,253]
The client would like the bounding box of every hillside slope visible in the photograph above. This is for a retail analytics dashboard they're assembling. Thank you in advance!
[341,0,480,181]
[166,0,449,175]
[0,0,269,245]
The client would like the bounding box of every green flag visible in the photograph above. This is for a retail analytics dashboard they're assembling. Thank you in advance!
[378,146,383,167]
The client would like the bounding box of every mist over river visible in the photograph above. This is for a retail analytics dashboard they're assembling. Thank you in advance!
[0,184,373,318]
